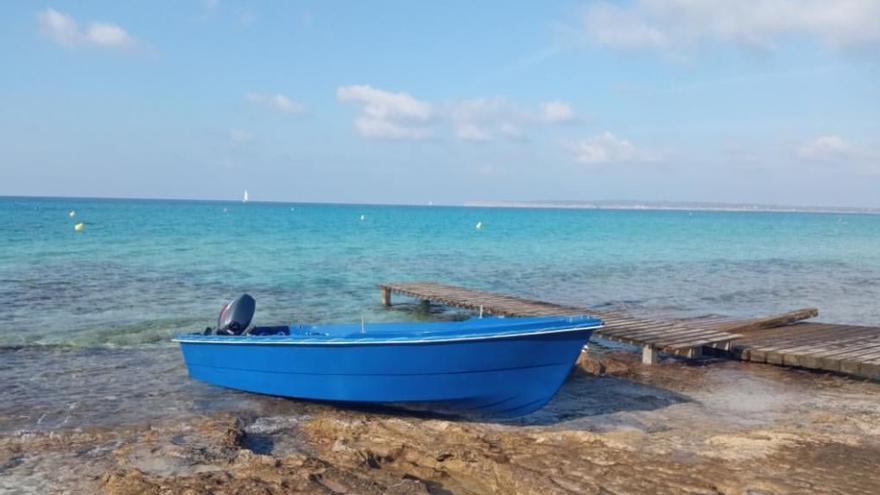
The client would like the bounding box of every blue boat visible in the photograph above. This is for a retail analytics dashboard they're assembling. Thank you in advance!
[174,297,602,417]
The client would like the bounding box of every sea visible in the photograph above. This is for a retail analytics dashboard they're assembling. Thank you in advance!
[2,196,880,433]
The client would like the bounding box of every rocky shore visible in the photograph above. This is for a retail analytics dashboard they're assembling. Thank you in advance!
[3,349,880,494]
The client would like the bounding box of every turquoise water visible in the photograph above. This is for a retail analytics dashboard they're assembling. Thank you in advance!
[2,196,880,348]
[3,196,880,433]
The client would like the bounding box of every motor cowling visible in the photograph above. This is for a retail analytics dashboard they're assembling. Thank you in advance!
[216,294,256,335]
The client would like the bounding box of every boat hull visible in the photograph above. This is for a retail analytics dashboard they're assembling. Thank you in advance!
[178,327,594,417]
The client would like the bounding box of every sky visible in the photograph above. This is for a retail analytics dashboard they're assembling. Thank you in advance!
[1,1,879,207]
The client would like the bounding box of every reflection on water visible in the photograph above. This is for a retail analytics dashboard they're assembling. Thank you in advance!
[0,347,310,434]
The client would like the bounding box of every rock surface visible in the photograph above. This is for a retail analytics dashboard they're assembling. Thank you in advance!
[2,350,880,494]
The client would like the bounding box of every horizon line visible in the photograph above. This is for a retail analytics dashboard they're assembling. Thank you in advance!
[3,193,880,215]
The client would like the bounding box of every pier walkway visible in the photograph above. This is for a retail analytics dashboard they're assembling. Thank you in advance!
[379,282,744,364]
[376,282,879,380]
[689,317,880,380]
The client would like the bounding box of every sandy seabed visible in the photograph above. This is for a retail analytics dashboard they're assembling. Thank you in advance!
[2,348,880,495]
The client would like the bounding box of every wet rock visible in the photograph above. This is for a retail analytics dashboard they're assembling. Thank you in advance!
[3,358,880,494]
[576,350,639,376]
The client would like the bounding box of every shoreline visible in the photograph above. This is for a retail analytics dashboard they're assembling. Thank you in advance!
[3,346,880,494]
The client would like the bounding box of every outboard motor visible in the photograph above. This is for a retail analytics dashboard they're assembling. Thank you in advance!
[215,294,256,335]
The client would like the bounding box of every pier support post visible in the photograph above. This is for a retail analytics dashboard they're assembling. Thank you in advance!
[642,345,658,365]
[686,346,703,359]
[381,287,391,307]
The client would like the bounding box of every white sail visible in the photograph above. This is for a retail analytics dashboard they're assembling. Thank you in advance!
[243,189,249,202]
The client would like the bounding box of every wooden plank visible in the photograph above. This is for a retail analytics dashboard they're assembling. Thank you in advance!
[802,341,880,371]
[614,324,739,346]
[747,330,867,358]
[735,323,843,346]
[763,337,870,368]
[598,322,682,338]
[601,319,710,337]
[614,324,731,343]
[769,333,880,370]
[729,323,845,350]
[803,338,880,361]
[838,348,880,376]
[740,324,864,350]
[724,308,818,333]
[858,362,880,380]
[601,328,736,349]
[753,326,880,355]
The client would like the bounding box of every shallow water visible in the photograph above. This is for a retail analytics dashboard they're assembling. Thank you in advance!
[0,346,305,433]
[2,196,880,432]
[3,197,880,348]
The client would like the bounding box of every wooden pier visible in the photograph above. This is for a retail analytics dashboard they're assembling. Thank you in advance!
[379,282,744,364]
[692,318,880,380]
[378,282,879,380]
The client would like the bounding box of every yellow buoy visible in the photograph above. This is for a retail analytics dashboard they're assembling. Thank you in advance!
[74,222,85,232]
[68,210,76,218]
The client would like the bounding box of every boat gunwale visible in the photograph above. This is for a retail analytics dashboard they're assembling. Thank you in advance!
[173,323,603,346]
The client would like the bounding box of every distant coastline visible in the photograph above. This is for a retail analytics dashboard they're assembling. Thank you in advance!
[464,200,880,215]
[3,194,880,215]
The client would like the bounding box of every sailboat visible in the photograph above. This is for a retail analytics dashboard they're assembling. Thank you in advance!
[242,189,249,203]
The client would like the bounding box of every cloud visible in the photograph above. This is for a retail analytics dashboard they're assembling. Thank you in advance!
[335,86,578,142]
[246,92,306,114]
[450,97,527,142]
[571,132,655,164]
[584,0,880,55]
[455,123,492,142]
[450,97,575,141]
[541,100,576,124]
[337,85,434,140]
[85,22,136,48]
[229,129,254,143]
[37,8,138,50]
[797,135,852,160]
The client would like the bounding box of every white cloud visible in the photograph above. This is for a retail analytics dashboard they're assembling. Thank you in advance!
[229,129,254,143]
[541,100,576,124]
[797,135,852,160]
[37,8,138,50]
[246,92,306,114]
[499,122,525,140]
[571,132,654,164]
[337,85,434,140]
[85,22,136,48]
[335,86,579,142]
[584,0,880,54]
[449,97,574,141]
[36,8,79,46]
[455,123,492,142]
[450,97,526,142]
[586,4,669,50]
